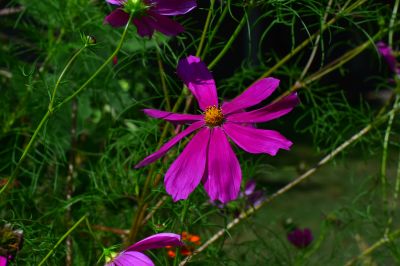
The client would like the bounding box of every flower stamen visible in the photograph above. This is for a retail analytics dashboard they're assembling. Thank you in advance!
[204,105,224,127]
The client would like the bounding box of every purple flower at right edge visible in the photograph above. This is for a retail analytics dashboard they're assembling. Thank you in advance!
[287,228,313,249]
[135,55,300,203]
[377,41,400,75]
[104,0,197,38]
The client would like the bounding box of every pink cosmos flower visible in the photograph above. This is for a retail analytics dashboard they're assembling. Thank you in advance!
[377,41,400,75]
[106,233,183,266]
[104,0,197,38]
[135,55,299,203]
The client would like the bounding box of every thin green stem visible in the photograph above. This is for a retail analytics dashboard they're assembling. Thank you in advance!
[196,0,215,58]
[0,111,50,195]
[48,46,86,112]
[344,229,400,266]
[156,45,171,111]
[389,0,400,47]
[201,4,229,59]
[208,14,247,69]
[54,15,132,111]
[38,214,87,266]
[382,95,399,234]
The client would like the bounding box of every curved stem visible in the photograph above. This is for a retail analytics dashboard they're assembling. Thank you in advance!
[48,46,86,112]
[54,16,132,111]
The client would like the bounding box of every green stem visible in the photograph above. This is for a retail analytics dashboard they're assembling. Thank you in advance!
[54,15,132,111]
[196,0,215,58]
[38,214,87,266]
[156,45,171,111]
[201,4,229,59]
[382,95,399,234]
[389,0,400,47]
[344,229,400,266]
[48,46,86,112]
[0,111,50,195]
[208,14,247,69]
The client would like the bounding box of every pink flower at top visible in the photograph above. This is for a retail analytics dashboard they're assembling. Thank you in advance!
[106,233,183,266]
[104,0,197,38]
[135,55,299,203]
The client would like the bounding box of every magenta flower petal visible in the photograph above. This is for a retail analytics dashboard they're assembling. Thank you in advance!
[0,256,7,266]
[165,128,210,201]
[227,93,299,123]
[127,233,183,252]
[150,0,197,15]
[203,128,241,203]
[177,56,218,110]
[223,123,292,156]
[107,251,154,266]
[132,16,156,37]
[222,78,280,115]
[135,120,204,168]
[106,0,124,6]
[104,8,130,28]
[133,13,184,37]
[143,109,203,124]
[377,41,399,74]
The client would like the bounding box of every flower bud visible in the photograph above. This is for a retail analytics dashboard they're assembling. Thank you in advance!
[123,0,149,17]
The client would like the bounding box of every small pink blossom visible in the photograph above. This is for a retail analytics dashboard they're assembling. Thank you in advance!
[104,0,197,38]
[287,228,313,249]
[106,233,183,266]
[135,56,299,203]
[377,41,400,75]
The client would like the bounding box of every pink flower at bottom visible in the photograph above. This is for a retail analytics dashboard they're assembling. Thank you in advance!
[106,233,183,266]
[135,55,299,203]
[104,0,197,38]
[0,256,7,266]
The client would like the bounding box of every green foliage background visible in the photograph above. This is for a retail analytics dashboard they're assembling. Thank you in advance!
[1,0,400,265]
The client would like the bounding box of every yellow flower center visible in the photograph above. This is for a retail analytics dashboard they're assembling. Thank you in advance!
[204,105,224,127]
